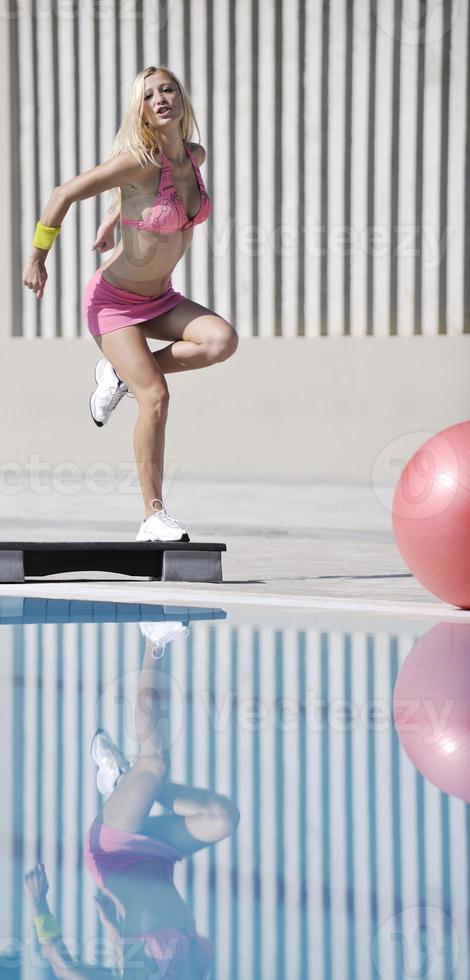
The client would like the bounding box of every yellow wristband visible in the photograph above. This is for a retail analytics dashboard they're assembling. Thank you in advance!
[32,221,61,250]
[33,912,62,943]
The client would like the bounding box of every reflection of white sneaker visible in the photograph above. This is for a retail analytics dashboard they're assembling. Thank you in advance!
[136,504,190,543]
[140,621,190,659]
[89,359,129,428]
[91,728,131,798]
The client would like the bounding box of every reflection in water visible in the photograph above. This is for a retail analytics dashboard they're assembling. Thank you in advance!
[394,622,470,803]
[2,600,470,980]
[23,618,239,980]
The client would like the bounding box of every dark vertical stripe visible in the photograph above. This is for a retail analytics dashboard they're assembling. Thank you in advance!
[207,628,217,971]
[464,0,470,331]
[344,635,356,978]
[441,794,453,977]
[389,0,402,336]
[438,0,452,334]
[252,631,262,978]
[297,0,306,336]
[184,0,192,299]
[74,1,82,337]
[206,0,215,311]
[366,636,379,974]
[275,633,285,979]
[96,623,104,954]
[185,631,194,906]
[320,0,330,336]
[230,630,239,979]
[366,2,377,336]
[36,628,43,862]
[321,633,332,979]
[97,624,103,729]
[76,625,84,949]
[229,0,237,329]
[31,0,41,338]
[414,5,426,334]
[136,0,144,71]
[159,0,168,67]
[297,633,308,979]
[51,4,62,337]
[10,0,22,336]
[117,624,124,753]
[12,629,24,953]
[251,0,259,336]
[93,0,101,279]
[165,640,172,780]
[114,2,122,133]
[274,0,283,336]
[390,640,403,980]
[416,772,426,923]
[56,626,64,919]
[343,0,354,336]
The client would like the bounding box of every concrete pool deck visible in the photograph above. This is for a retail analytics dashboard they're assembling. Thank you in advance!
[0,478,466,620]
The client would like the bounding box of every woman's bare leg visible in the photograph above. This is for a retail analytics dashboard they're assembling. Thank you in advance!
[99,640,239,853]
[101,642,171,832]
[142,784,240,855]
[94,327,170,517]
[140,298,238,374]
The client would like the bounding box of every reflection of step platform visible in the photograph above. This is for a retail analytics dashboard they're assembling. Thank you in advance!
[0,597,228,624]
[0,541,227,584]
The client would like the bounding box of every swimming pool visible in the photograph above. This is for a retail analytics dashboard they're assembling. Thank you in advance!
[1,598,468,980]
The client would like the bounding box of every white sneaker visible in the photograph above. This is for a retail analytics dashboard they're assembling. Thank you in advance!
[136,504,190,543]
[90,728,131,798]
[90,358,129,427]
[140,620,190,658]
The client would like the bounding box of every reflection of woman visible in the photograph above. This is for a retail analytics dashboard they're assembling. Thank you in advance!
[22,64,238,544]
[24,634,240,978]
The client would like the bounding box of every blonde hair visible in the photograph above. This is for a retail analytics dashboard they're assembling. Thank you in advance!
[105,65,201,215]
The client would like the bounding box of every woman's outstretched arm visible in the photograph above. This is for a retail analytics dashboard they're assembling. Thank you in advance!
[24,863,117,980]
[22,152,149,299]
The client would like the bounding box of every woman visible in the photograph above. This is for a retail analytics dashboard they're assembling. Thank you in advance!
[24,628,240,979]
[22,66,238,543]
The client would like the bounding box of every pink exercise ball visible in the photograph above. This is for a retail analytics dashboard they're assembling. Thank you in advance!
[393,622,470,803]
[392,421,470,608]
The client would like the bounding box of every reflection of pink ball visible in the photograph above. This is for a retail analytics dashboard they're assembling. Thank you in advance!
[393,623,470,802]
[392,421,470,608]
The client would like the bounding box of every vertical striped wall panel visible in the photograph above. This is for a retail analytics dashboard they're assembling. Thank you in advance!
[8,0,470,337]
[2,618,470,980]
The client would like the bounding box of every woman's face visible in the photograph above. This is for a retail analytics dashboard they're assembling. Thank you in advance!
[142,72,183,130]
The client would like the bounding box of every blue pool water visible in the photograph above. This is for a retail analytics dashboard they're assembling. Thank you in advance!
[0,598,469,980]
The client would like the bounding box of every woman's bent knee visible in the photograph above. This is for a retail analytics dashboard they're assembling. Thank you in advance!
[209,326,239,363]
[207,797,240,840]
[134,752,169,782]
[136,383,170,415]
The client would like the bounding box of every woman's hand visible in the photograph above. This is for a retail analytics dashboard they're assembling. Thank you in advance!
[24,862,50,914]
[22,257,48,300]
[92,215,119,254]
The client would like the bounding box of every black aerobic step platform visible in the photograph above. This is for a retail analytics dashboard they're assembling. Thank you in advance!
[0,541,227,584]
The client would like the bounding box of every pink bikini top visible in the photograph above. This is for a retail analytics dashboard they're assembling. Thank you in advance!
[121,142,212,234]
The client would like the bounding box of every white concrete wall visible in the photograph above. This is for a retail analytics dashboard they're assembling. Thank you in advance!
[1,6,469,482]
[0,335,468,483]
[3,1,470,338]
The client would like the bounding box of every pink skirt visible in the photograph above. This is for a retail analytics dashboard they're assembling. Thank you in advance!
[82,267,186,337]
[83,818,183,888]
